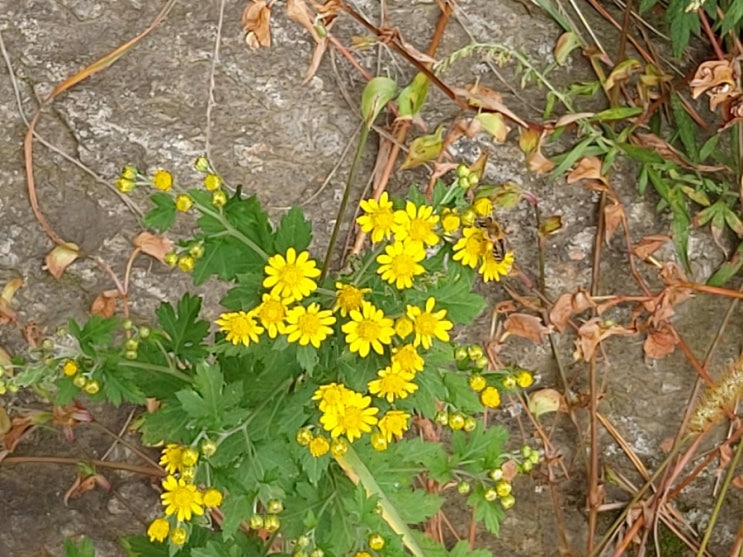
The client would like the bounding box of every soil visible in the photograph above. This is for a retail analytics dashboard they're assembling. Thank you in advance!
[0,1,741,556]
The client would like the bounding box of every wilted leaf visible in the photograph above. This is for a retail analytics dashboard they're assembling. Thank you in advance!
[1,278,23,304]
[133,231,173,263]
[64,473,109,507]
[0,346,11,366]
[554,31,582,65]
[574,318,634,361]
[605,59,642,91]
[539,215,562,237]
[503,313,551,344]
[475,112,511,143]
[554,112,595,127]
[732,474,743,489]
[490,182,523,209]
[643,323,678,359]
[528,388,564,418]
[45,243,80,279]
[286,0,336,83]
[0,407,10,435]
[603,202,625,244]
[361,76,397,128]
[400,126,445,170]
[548,289,595,333]
[689,60,736,100]
[91,290,119,318]
[454,84,528,128]
[633,235,670,260]
[566,156,607,185]
[519,127,539,153]
[526,130,555,174]
[243,0,272,49]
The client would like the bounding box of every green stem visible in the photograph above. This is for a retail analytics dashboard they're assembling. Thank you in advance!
[696,436,743,556]
[118,360,192,384]
[321,126,371,282]
[335,446,426,557]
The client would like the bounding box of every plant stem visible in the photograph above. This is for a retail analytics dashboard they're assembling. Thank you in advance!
[118,360,193,384]
[321,125,370,281]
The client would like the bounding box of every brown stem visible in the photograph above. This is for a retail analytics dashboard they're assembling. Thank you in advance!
[1,455,164,477]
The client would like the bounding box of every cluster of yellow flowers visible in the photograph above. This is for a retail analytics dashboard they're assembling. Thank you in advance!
[147,442,223,546]
[357,192,514,285]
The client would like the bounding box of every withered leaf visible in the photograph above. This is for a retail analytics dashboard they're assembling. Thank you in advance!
[603,202,625,244]
[643,323,678,359]
[566,156,607,185]
[528,388,565,418]
[503,313,551,344]
[633,235,670,260]
[133,231,173,263]
[91,290,119,318]
[549,288,596,333]
[689,60,736,100]
[573,317,634,361]
[454,84,528,128]
[45,242,80,279]
[243,0,272,49]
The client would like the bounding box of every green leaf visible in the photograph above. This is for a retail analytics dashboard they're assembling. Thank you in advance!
[720,0,743,34]
[361,77,398,128]
[120,535,169,557]
[64,537,95,557]
[619,144,665,165]
[156,293,209,361]
[406,265,486,324]
[296,344,319,373]
[699,134,720,162]
[591,106,643,121]
[142,193,176,232]
[397,72,429,119]
[220,494,255,540]
[707,242,743,286]
[670,92,698,161]
[667,1,700,57]
[450,540,492,557]
[468,487,505,535]
[647,167,690,270]
[275,206,312,253]
[69,315,117,358]
[220,272,264,311]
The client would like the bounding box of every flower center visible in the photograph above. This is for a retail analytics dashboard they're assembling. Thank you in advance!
[173,487,195,508]
[230,315,253,336]
[391,254,415,276]
[373,210,394,229]
[279,264,302,285]
[298,313,321,335]
[341,406,363,429]
[261,301,284,322]
[416,313,438,336]
[357,320,380,340]
[408,219,431,242]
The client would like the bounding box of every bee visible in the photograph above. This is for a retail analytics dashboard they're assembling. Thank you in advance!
[475,216,509,262]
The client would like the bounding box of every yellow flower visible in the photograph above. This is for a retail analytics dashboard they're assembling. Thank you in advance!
[309,434,330,457]
[393,201,440,247]
[341,301,394,358]
[378,410,411,442]
[320,390,379,442]
[153,169,173,191]
[170,527,187,546]
[479,250,514,282]
[313,382,352,412]
[284,303,336,348]
[391,344,424,375]
[203,173,222,191]
[175,194,193,212]
[357,192,395,243]
[203,488,223,508]
[473,197,493,216]
[406,297,453,349]
[178,255,195,272]
[516,370,534,388]
[334,282,370,317]
[453,227,486,269]
[253,293,288,338]
[480,386,501,408]
[215,311,264,347]
[376,240,426,290]
[159,444,184,474]
[62,359,78,377]
[368,364,418,403]
[263,248,321,303]
[147,517,170,543]
[394,316,414,339]
[440,209,461,233]
[182,447,199,467]
[161,475,204,522]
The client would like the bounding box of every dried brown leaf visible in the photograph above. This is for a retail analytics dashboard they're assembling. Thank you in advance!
[527,388,565,417]
[689,60,736,100]
[603,202,625,244]
[633,235,670,260]
[732,474,743,489]
[631,132,727,173]
[0,407,10,436]
[44,242,80,279]
[574,318,635,361]
[566,156,607,185]
[643,323,678,359]
[91,290,120,318]
[133,231,173,263]
[503,313,551,344]
[454,84,528,128]
[549,288,595,333]
[243,0,272,49]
